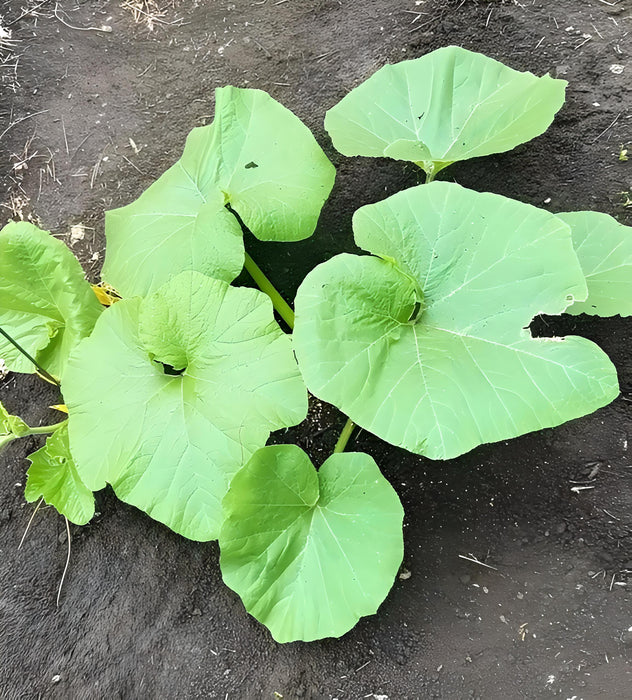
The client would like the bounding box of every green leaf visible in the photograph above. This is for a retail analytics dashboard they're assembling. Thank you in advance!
[25,423,95,526]
[0,401,30,452]
[0,222,102,379]
[219,444,404,643]
[104,86,336,297]
[63,271,308,541]
[325,46,566,178]
[1,402,29,437]
[557,211,632,317]
[293,182,619,460]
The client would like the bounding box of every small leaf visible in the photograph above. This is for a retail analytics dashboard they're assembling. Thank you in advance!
[325,46,566,178]
[0,222,102,379]
[63,271,308,541]
[219,444,404,643]
[25,424,95,526]
[1,402,29,438]
[293,182,619,460]
[558,211,632,317]
[104,87,335,297]
[1,401,30,452]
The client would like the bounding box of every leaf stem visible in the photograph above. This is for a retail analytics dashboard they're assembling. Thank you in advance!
[425,169,436,184]
[0,326,60,386]
[243,251,357,456]
[26,420,67,436]
[333,418,356,453]
[244,252,295,329]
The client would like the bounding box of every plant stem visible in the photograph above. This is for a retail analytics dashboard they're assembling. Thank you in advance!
[244,252,295,329]
[0,326,60,386]
[333,418,356,453]
[425,169,436,184]
[243,251,357,456]
[26,420,67,435]
[2,420,67,451]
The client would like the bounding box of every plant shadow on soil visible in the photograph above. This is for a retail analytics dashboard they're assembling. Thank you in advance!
[0,0,631,698]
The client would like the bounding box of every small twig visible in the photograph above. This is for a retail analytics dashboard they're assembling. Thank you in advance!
[53,3,112,32]
[315,50,338,63]
[570,485,596,493]
[18,498,44,549]
[592,112,621,144]
[253,38,271,57]
[57,516,71,607]
[61,117,69,155]
[90,148,109,189]
[458,553,498,571]
[0,110,49,142]
[70,133,92,161]
[602,508,620,521]
[6,0,51,27]
[408,19,434,33]
[121,2,171,26]
[120,153,147,176]
[45,146,59,184]
[137,62,155,78]
[575,35,592,50]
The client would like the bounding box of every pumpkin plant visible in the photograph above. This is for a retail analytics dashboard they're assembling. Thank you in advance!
[1,48,629,644]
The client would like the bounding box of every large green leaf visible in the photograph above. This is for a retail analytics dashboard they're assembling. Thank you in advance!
[0,401,30,453]
[104,86,336,297]
[63,271,308,540]
[558,211,632,317]
[325,46,566,178]
[293,183,619,460]
[219,444,404,643]
[25,423,95,526]
[0,222,102,379]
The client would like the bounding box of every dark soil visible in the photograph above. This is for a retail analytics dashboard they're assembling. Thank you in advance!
[1,0,631,698]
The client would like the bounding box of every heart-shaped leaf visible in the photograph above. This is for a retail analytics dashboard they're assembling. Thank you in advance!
[558,211,632,317]
[0,222,102,380]
[25,423,95,526]
[293,183,619,460]
[104,86,336,297]
[325,46,566,178]
[219,444,404,643]
[62,271,308,540]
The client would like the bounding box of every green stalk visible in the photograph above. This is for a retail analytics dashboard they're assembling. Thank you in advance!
[26,420,67,436]
[244,252,295,329]
[333,418,356,453]
[0,326,60,386]
[244,251,357,456]
[2,420,67,452]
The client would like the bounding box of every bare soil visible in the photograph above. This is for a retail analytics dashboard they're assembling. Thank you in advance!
[1,1,631,698]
